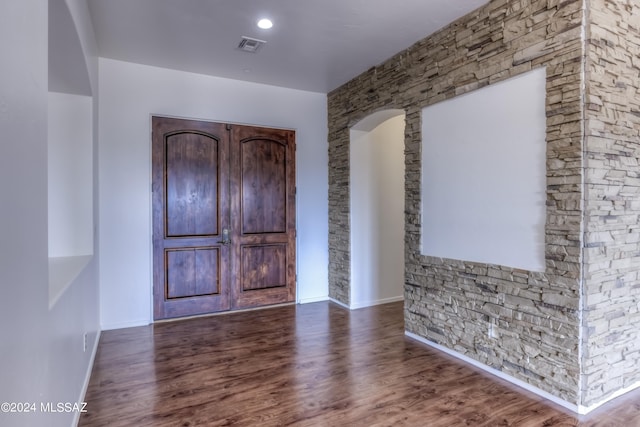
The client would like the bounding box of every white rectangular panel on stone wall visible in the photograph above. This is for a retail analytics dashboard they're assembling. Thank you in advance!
[421,68,547,272]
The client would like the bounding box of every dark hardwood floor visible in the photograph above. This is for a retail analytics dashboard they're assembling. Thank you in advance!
[80,301,640,426]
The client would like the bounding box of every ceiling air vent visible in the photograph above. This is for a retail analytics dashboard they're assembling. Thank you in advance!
[237,36,266,53]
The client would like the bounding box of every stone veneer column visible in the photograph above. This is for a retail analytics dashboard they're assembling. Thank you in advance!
[581,0,640,408]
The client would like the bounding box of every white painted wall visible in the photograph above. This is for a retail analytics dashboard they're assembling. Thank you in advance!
[0,1,101,426]
[421,68,547,272]
[99,58,329,329]
[0,2,50,425]
[48,91,93,257]
[350,113,405,309]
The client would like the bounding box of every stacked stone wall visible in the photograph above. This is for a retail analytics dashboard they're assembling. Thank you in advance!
[582,0,640,407]
[328,0,585,402]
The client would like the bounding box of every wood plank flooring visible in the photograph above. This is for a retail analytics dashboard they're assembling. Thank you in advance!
[79,301,640,426]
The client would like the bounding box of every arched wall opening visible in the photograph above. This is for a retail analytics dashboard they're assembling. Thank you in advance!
[349,110,405,309]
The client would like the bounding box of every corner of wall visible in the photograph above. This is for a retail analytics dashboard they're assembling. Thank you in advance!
[580,0,640,408]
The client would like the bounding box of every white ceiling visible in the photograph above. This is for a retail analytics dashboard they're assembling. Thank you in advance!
[87,0,487,94]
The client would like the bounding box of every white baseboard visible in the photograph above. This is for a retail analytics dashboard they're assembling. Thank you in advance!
[407,332,640,414]
[74,330,101,427]
[329,296,404,310]
[298,295,329,304]
[350,295,404,310]
[101,319,150,331]
[329,298,350,309]
[579,380,640,414]
[405,331,582,414]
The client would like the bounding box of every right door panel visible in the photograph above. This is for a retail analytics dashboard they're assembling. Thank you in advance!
[230,125,296,309]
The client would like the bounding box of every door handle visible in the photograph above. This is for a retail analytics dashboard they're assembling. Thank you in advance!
[219,228,231,245]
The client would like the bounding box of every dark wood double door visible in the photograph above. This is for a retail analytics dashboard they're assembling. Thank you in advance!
[152,117,296,320]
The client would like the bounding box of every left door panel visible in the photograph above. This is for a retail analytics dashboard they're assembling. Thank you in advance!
[152,117,231,319]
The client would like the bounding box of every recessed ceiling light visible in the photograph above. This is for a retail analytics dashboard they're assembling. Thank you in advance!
[257,18,273,30]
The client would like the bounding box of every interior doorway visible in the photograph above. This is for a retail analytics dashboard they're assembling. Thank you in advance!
[349,110,405,309]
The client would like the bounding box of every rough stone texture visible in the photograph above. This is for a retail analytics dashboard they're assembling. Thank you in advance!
[328,0,585,404]
[582,0,640,407]
[328,0,640,409]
